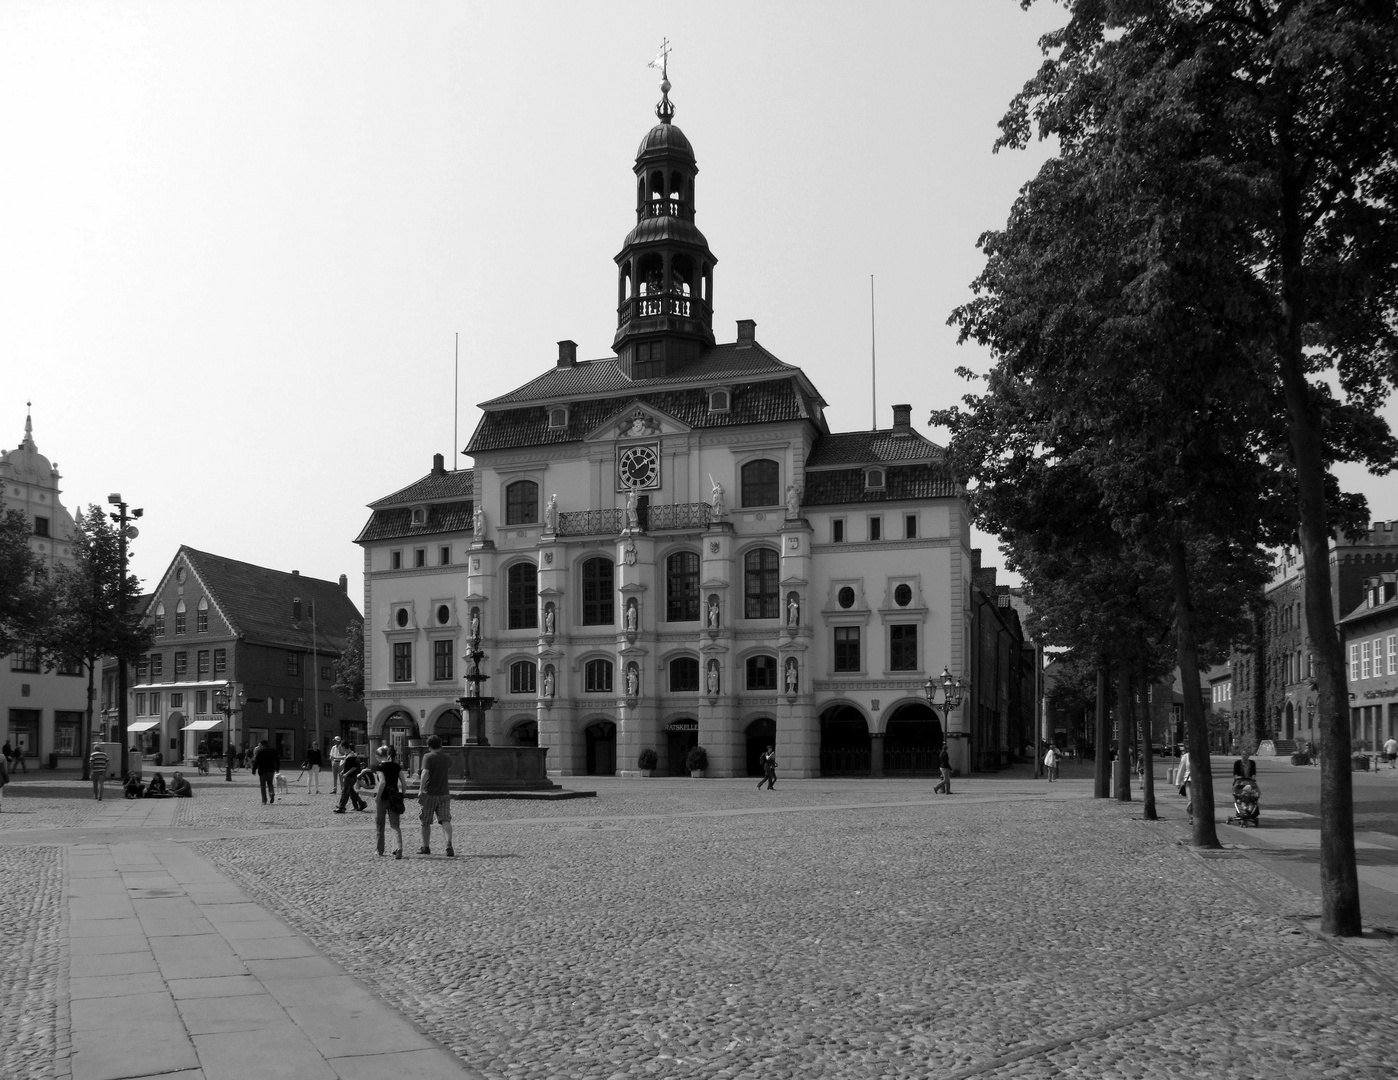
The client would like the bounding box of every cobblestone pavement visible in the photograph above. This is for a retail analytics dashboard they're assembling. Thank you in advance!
[0,847,65,1080]
[4,771,1397,1079]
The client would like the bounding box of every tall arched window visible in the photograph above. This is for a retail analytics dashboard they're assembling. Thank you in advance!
[174,599,187,635]
[507,563,538,629]
[743,548,780,619]
[746,655,777,691]
[510,660,537,695]
[581,558,614,625]
[505,480,539,525]
[584,658,613,693]
[196,597,209,633]
[740,460,780,507]
[669,656,700,692]
[154,603,166,637]
[666,551,700,621]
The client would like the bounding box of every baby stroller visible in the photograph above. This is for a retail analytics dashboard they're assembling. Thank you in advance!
[1227,775,1260,827]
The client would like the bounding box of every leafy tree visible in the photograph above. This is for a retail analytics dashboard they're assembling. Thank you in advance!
[46,507,152,780]
[0,503,50,656]
[999,0,1398,939]
[332,620,365,702]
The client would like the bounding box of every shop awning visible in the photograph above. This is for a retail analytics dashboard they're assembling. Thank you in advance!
[180,718,224,732]
[127,719,159,732]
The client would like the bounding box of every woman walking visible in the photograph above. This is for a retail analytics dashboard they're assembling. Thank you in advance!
[372,745,406,859]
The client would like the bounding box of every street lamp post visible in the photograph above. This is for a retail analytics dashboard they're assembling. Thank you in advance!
[214,682,245,781]
[107,494,142,781]
[924,666,968,764]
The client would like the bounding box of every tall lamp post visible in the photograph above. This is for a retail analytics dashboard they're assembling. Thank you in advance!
[107,494,142,780]
[924,666,968,761]
[214,682,245,781]
[456,622,494,748]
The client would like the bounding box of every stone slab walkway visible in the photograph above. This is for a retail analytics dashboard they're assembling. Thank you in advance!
[58,797,481,1080]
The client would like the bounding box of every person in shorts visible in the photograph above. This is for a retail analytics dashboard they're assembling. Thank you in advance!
[89,744,110,801]
[373,745,406,859]
[1384,736,1398,769]
[417,734,454,857]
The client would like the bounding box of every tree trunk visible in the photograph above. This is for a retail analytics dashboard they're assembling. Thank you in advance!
[1139,663,1157,820]
[1115,662,1132,801]
[1094,663,1111,798]
[1169,534,1220,848]
[81,658,94,782]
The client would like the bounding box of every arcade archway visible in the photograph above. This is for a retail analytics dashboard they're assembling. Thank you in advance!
[745,716,776,777]
[883,703,943,775]
[820,705,870,776]
[585,721,616,776]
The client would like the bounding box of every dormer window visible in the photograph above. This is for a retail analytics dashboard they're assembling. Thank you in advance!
[708,389,730,414]
[865,468,885,491]
[548,406,569,430]
[410,506,427,527]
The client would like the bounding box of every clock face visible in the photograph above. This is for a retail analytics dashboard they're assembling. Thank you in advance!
[618,444,660,489]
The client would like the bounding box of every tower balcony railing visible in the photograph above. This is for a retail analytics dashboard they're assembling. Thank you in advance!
[555,502,712,537]
[617,294,712,327]
[638,198,695,221]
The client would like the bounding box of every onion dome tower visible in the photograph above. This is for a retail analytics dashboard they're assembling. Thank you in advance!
[612,70,717,379]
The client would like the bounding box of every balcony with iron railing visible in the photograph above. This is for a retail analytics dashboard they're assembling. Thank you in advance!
[555,501,711,537]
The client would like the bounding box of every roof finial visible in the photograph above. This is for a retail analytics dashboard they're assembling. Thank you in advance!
[648,39,674,124]
[24,401,33,444]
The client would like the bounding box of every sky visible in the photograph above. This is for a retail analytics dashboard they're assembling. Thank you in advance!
[4,1,1396,612]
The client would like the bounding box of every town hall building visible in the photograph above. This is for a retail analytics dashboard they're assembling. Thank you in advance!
[355,80,1033,778]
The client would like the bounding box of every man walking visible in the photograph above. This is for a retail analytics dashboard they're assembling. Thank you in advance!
[1384,735,1397,770]
[329,736,348,794]
[252,739,280,804]
[334,746,368,813]
[89,743,110,801]
[933,744,953,794]
[757,745,777,790]
[305,742,323,793]
[417,734,454,857]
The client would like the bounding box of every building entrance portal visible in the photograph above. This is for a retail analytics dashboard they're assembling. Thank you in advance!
[884,704,943,775]
[665,719,697,775]
[433,710,463,747]
[820,705,870,776]
[585,721,617,775]
[745,717,775,777]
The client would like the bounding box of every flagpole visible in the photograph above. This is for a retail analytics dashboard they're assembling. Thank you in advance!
[453,332,459,471]
[870,274,877,430]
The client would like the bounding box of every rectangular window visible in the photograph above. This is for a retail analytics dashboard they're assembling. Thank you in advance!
[669,656,700,692]
[743,549,780,619]
[54,711,83,755]
[33,515,49,537]
[393,642,412,682]
[197,650,210,677]
[391,550,402,570]
[582,559,615,625]
[286,652,300,677]
[197,607,208,633]
[1389,634,1396,676]
[415,548,427,568]
[904,514,917,539]
[323,702,333,717]
[10,646,39,673]
[834,627,861,672]
[135,693,147,715]
[1351,643,1361,681]
[174,608,187,635]
[868,517,882,541]
[174,652,188,677]
[440,546,451,565]
[433,639,454,681]
[1362,641,1372,679]
[1376,638,1385,679]
[170,692,184,709]
[136,655,148,680]
[213,649,226,675]
[665,552,700,622]
[149,652,163,678]
[510,661,537,695]
[196,690,208,714]
[321,664,332,681]
[154,609,165,636]
[832,519,845,543]
[890,625,917,671]
[149,692,161,714]
[56,655,84,676]
[584,659,613,693]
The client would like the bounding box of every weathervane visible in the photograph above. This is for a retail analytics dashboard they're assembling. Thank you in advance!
[648,39,675,123]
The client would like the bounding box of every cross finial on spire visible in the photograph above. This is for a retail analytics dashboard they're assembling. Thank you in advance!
[648,39,675,123]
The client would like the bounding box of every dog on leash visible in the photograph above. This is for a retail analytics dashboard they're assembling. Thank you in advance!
[274,772,290,795]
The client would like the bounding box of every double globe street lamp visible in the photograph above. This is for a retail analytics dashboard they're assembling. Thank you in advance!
[214,682,245,781]
[924,667,968,754]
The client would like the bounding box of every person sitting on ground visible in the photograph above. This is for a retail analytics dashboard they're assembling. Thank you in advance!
[169,771,193,798]
[123,774,144,799]
[145,772,168,797]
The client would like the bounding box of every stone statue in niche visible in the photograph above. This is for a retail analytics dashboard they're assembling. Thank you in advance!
[785,659,798,694]
[473,504,484,536]
[626,665,639,698]
[707,597,720,629]
[625,485,639,531]
[625,600,638,632]
[786,482,801,519]
[787,594,800,627]
[542,667,554,698]
[469,609,480,641]
[709,478,726,519]
[543,605,555,635]
[544,493,559,532]
[706,661,720,696]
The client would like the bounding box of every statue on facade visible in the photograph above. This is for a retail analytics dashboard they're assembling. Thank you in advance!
[544,493,559,533]
[787,594,800,627]
[785,659,798,694]
[786,482,801,520]
[706,661,720,696]
[709,478,726,519]
[543,605,555,635]
[542,667,554,699]
[469,609,480,641]
[707,597,720,629]
[626,665,639,698]
[625,484,639,531]
[473,504,484,536]
[625,600,638,632]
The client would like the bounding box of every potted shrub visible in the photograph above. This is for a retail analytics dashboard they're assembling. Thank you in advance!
[686,745,709,778]
[637,747,658,777]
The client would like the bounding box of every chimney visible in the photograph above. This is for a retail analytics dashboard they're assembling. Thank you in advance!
[339,574,348,593]
[557,340,577,367]
[432,452,445,476]
[735,319,756,348]
[891,403,912,434]
[971,548,982,570]
[291,569,300,576]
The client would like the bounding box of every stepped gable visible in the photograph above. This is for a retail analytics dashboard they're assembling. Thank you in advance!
[176,547,362,654]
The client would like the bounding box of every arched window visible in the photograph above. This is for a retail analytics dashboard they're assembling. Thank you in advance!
[509,660,537,695]
[669,656,700,692]
[507,563,538,629]
[746,655,777,691]
[666,551,700,621]
[740,460,779,507]
[174,600,187,635]
[584,658,613,693]
[581,558,614,625]
[154,603,166,637]
[743,548,780,619]
[506,480,539,525]
[196,597,209,633]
